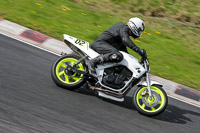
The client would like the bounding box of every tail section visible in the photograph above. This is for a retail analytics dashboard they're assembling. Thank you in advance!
[63,34,99,58]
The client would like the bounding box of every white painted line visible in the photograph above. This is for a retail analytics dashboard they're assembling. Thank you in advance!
[0,31,60,56]
[167,95,200,108]
[0,31,199,108]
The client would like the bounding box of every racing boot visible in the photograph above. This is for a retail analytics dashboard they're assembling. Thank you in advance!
[87,55,104,74]
[88,52,123,74]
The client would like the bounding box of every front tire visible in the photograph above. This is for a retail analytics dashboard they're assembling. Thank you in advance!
[51,54,86,90]
[133,85,168,116]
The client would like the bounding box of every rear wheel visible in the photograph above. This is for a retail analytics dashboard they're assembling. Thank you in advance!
[51,55,86,90]
[133,85,168,116]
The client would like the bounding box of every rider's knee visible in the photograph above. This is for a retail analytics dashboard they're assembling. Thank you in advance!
[109,51,123,62]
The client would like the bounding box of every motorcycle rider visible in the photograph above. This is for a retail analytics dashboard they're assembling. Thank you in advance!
[88,17,147,73]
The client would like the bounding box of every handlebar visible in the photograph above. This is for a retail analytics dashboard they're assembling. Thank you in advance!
[140,56,150,73]
[140,54,148,63]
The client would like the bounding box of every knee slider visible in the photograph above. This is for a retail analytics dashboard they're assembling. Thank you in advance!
[109,52,123,62]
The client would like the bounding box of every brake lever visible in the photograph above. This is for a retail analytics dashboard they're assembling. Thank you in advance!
[140,54,148,64]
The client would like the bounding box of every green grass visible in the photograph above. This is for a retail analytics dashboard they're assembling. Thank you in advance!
[0,0,199,90]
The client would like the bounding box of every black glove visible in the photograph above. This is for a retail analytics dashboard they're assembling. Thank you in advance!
[139,49,147,58]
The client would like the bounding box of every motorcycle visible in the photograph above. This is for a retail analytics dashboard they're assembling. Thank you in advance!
[51,34,168,116]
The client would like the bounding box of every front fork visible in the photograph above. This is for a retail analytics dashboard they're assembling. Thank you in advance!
[143,60,152,99]
[146,72,152,99]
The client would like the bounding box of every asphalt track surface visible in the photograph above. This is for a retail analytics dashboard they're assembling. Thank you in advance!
[0,34,200,133]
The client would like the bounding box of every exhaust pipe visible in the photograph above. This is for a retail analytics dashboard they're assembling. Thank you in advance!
[89,86,124,102]
[98,91,124,102]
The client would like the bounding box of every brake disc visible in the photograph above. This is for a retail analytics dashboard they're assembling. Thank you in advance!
[142,90,161,107]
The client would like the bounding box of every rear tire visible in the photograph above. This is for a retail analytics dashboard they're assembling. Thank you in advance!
[133,85,168,116]
[51,54,86,90]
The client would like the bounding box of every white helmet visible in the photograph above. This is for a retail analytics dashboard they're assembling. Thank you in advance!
[127,17,145,38]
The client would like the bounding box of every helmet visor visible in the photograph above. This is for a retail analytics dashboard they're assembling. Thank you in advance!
[138,30,143,36]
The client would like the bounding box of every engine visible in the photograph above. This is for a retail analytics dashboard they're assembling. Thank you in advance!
[102,66,132,89]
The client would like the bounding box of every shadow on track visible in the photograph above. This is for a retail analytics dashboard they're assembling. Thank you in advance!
[75,86,136,110]
[76,87,200,124]
[109,96,200,124]
[101,94,200,124]
[153,104,200,124]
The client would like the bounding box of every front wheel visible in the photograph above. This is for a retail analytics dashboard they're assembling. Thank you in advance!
[51,54,86,90]
[133,85,168,116]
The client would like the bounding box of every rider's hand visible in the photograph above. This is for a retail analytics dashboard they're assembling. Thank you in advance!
[139,49,147,58]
